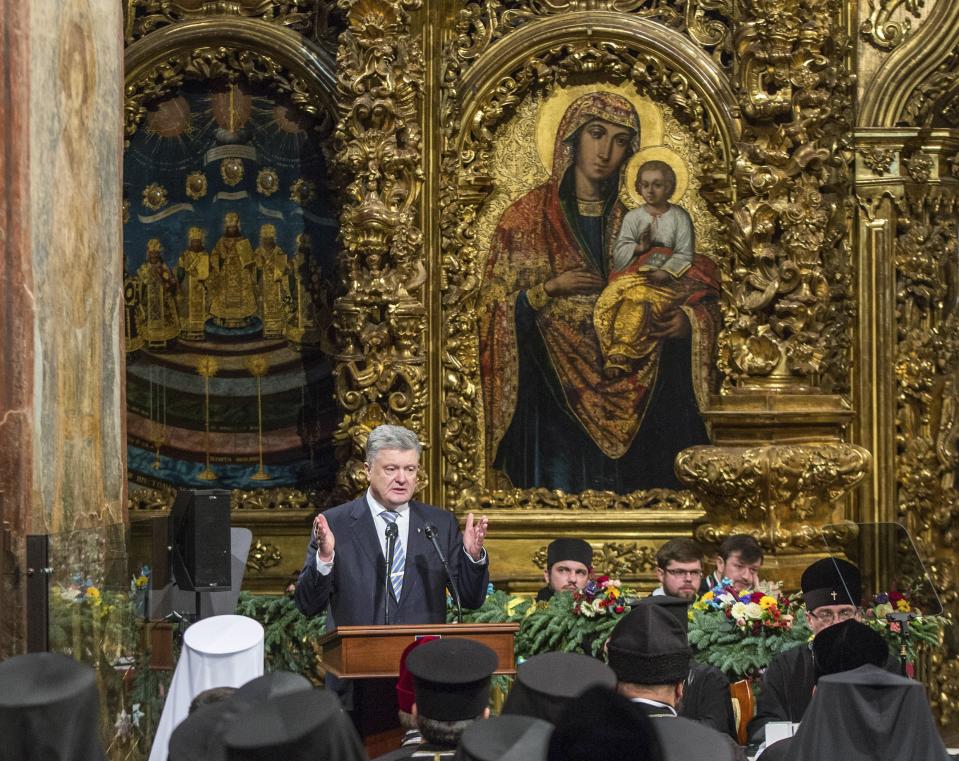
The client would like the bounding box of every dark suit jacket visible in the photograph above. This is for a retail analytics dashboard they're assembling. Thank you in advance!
[294,496,489,627]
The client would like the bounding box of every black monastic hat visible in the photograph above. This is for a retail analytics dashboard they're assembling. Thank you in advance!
[0,652,107,761]
[222,689,366,761]
[812,618,890,679]
[801,557,861,610]
[606,603,692,685]
[456,714,554,761]
[501,651,616,725]
[405,638,498,721]
[637,594,692,635]
[546,539,593,569]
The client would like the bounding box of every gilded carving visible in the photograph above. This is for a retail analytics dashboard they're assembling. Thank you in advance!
[905,151,935,183]
[330,0,426,499]
[127,484,323,510]
[124,0,336,51]
[858,146,896,176]
[675,443,871,549]
[532,542,658,575]
[461,488,701,512]
[246,539,283,572]
[724,0,854,392]
[860,0,925,51]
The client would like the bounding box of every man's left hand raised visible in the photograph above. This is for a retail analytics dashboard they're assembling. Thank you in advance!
[463,512,489,561]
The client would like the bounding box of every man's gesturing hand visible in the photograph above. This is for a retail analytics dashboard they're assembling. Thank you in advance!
[463,512,489,561]
[313,514,335,563]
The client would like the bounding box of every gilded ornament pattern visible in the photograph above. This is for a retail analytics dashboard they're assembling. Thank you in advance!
[675,442,871,549]
[723,0,854,392]
[330,0,427,499]
[532,542,658,575]
[859,0,926,51]
[891,187,959,725]
[246,540,283,572]
[461,488,701,512]
[858,146,896,176]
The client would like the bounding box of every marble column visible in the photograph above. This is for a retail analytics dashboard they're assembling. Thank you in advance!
[0,0,124,657]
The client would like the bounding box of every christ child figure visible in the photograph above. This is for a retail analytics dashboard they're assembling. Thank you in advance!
[594,160,697,377]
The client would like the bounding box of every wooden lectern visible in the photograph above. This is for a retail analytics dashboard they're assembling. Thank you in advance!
[316,623,519,756]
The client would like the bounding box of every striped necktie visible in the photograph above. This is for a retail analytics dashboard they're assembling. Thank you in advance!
[379,510,405,601]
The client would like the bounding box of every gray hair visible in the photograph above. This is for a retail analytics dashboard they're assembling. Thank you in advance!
[365,424,422,464]
[417,714,482,746]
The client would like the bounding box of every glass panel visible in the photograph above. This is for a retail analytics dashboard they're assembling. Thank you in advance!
[821,521,943,617]
[45,524,149,758]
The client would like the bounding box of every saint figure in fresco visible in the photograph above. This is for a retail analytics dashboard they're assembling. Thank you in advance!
[255,224,291,338]
[479,92,720,493]
[209,211,258,328]
[137,238,180,348]
[176,226,211,339]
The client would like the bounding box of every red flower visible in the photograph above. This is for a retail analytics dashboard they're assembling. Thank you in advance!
[614,605,624,614]
[750,591,764,603]
[595,575,610,585]
[889,591,905,604]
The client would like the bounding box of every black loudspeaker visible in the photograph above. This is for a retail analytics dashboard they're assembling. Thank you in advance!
[170,489,232,591]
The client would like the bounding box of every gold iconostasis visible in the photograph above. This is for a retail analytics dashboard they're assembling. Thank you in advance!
[120,0,959,724]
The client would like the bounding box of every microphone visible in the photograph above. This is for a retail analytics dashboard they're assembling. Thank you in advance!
[384,522,398,625]
[424,523,463,623]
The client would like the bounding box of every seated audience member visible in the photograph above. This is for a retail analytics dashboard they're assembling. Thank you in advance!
[700,534,764,593]
[652,538,704,598]
[640,595,737,739]
[0,652,107,761]
[169,672,314,761]
[746,556,898,744]
[222,688,366,761]
[548,684,664,761]
[456,715,553,761]
[606,604,743,761]
[391,636,440,751]
[767,666,953,761]
[759,619,893,760]
[537,539,594,601]
[373,638,496,761]
[501,651,616,725]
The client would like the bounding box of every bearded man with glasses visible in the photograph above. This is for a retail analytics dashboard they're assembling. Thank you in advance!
[747,557,899,745]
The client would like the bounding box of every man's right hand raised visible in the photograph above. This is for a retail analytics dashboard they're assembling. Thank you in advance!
[313,514,335,563]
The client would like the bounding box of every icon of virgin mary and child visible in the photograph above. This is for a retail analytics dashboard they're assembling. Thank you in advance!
[479,91,720,494]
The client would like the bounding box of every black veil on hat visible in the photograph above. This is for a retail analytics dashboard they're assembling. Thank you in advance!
[501,651,616,725]
[606,604,691,685]
[170,672,315,761]
[455,714,553,761]
[547,684,664,761]
[0,652,106,761]
[783,665,952,761]
[812,619,889,679]
[546,539,593,569]
[222,688,366,761]
[801,557,861,610]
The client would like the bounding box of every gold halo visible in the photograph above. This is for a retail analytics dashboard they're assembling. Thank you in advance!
[622,146,690,208]
[536,83,664,172]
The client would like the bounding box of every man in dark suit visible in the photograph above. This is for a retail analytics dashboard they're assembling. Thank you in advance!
[294,424,490,627]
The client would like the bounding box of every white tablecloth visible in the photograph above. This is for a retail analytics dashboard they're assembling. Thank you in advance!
[148,614,264,761]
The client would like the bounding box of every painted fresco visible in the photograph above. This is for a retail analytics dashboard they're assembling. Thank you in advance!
[123,80,337,492]
[477,84,722,494]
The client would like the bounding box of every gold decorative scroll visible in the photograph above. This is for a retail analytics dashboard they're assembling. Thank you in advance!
[330,0,426,499]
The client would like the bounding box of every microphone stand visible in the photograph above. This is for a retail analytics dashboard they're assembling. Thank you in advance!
[384,522,398,626]
[887,611,916,677]
[425,524,463,623]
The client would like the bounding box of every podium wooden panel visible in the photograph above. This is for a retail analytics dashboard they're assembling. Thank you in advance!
[316,622,520,679]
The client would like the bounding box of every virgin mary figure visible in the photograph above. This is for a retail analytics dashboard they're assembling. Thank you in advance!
[479,91,720,493]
